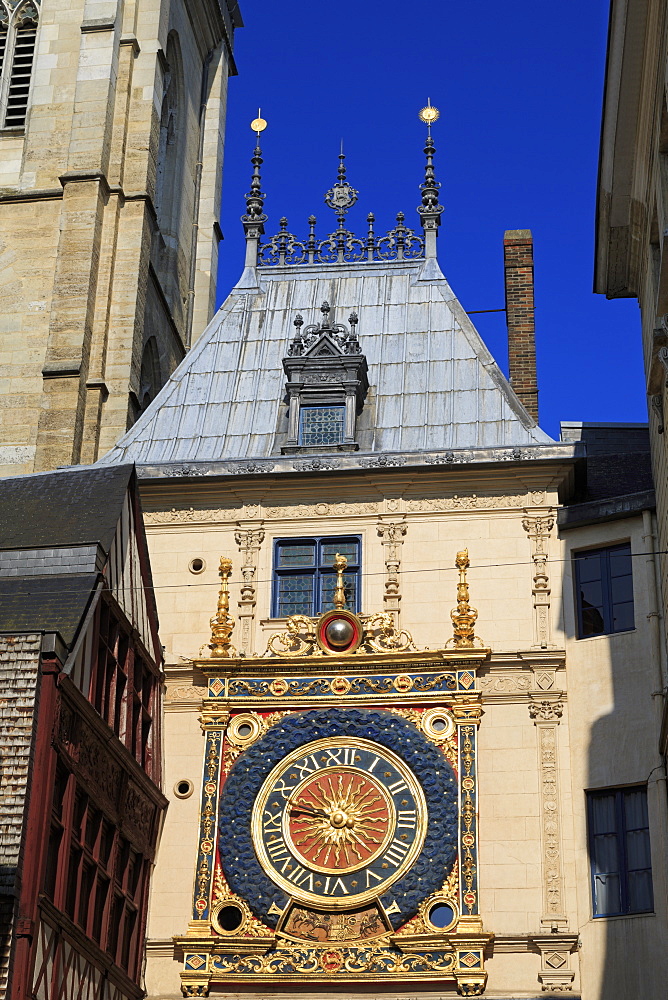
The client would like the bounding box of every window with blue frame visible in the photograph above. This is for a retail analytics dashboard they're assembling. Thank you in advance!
[573,543,634,639]
[272,537,361,617]
[587,786,653,917]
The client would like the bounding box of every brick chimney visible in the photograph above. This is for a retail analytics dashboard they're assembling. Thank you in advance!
[503,229,539,422]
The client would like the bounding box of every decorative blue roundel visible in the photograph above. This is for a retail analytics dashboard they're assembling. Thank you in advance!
[218,708,458,930]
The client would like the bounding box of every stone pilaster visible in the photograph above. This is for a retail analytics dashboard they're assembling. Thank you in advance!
[522,512,555,649]
[376,518,407,619]
[528,699,568,937]
[234,525,265,654]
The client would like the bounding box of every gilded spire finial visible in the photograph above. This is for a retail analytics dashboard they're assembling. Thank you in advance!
[449,549,481,649]
[241,111,268,264]
[417,101,444,257]
[208,557,236,657]
[332,553,348,610]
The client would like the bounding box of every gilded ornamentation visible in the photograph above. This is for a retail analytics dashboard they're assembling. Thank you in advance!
[447,550,484,649]
[209,945,455,978]
[211,863,272,938]
[266,610,415,658]
[522,511,555,649]
[193,730,222,920]
[459,725,477,915]
[389,708,457,768]
[377,518,407,614]
[203,558,236,658]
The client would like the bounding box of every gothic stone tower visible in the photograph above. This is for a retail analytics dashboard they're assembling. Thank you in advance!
[0,0,241,476]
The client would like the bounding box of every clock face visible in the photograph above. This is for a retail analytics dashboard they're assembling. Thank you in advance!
[218,708,458,931]
[252,737,426,909]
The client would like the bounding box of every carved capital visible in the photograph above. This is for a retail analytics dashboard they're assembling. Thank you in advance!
[529,700,564,722]
[377,518,407,611]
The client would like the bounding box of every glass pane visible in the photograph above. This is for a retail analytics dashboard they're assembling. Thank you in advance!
[581,598,605,637]
[576,553,602,584]
[610,574,633,603]
[321,540,359,566]
[624,788,649,829]
[276,574,314,616]
[594,872,621,915]
[627,869,653,912]
[612,601,634,632]
[277,543,315,567]
[592,832,619,874]
[609,546,632,578]
[590,793,617,835]
[579,580,603,609]
[299,406,345,446]
[321,572,357,611]
[626,829,651,871]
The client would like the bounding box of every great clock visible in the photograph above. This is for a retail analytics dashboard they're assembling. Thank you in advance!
[253,736,427,908]
[218,708,458,930]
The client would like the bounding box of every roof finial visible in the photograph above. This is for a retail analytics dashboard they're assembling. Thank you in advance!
[417,101,443,258]
[241,110,268,267]
[324,143,358,229]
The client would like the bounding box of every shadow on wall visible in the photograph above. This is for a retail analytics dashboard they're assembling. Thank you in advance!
[558,505,668,998]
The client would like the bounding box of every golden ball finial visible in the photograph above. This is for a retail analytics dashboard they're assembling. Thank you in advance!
[418,100,440,126]
[250,107,267,137]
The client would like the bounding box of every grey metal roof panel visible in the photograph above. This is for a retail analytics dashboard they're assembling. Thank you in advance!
[99,259,553,469]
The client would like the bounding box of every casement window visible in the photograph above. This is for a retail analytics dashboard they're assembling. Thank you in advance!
[272,536,361,617]
[89,596,160,781]
[573,542,634,638]
[0,0,39,130]
[587,786,653,917]
[44,769,149,978]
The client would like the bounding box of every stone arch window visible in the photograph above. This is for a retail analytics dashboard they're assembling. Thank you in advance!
[155,32,184,249]
[139,337,161,411]
[0,0,39,129]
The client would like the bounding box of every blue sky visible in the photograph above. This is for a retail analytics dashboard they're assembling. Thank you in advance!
[216,1,645,440]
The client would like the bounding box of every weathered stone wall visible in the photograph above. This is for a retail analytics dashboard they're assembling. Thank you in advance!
[0,0,235,476]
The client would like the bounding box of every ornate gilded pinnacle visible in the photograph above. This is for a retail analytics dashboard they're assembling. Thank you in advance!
[332,553,348,610]
[208,557,236,657]
[241,112,268,262]
[449,549,481,649]
[417,101,443,257]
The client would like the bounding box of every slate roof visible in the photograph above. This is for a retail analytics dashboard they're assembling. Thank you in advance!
[0,465,134,552]
[0,575,97,644]
[99,257,559,472]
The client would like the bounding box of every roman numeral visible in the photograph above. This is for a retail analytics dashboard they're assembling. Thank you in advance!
[273,779,296,799]
[397,810,416,829]
[322,747,356,766]
[382,839,409,867]
[293,755,321,779]
[365,869,382,887]
[387,778,408,795]
[263,810,282,832]
[266,837,290,861]
[321,876,350,895]
[285,865,314,890]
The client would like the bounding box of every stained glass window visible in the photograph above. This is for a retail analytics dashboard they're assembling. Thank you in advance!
[298,406,345,446]
[273,536,361,617]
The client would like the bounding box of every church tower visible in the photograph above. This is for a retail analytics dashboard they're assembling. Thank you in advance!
[0,0,241,476]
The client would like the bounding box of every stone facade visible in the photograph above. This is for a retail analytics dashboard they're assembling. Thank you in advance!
[0,0,240,477]
[136,467,668,999]
[594,0,668,759]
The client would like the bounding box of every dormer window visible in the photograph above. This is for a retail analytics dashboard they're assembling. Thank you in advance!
[281,302,369,454]
[299,405,345,446]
